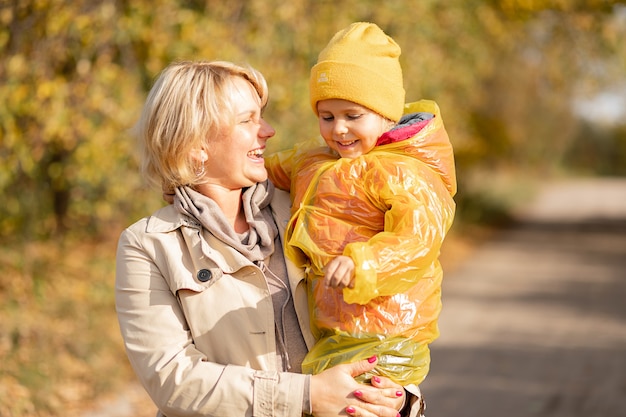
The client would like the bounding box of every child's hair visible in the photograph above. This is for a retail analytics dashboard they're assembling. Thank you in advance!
[309,22,405,122]
[133,60,269,189]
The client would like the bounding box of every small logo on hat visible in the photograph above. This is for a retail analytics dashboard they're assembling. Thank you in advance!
[317,71,329,83]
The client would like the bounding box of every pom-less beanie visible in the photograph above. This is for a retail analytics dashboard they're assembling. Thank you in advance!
[309,22,405,122]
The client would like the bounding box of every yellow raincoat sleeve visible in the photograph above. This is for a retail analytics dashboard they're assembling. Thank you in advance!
[265,148,296,192]
[342,149,456,306]
[265,137,327,193]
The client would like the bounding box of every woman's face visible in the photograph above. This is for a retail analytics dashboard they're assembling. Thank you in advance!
[317,99,388,159]
[203,77,275,190]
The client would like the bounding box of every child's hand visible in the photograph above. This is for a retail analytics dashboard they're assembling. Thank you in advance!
[323,256,355,289]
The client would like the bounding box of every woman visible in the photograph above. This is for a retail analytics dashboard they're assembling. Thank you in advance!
[115,60,408,417]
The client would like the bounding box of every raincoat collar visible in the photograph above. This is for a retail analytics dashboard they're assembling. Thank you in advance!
[376,111,434,146]
[373,99,457,196]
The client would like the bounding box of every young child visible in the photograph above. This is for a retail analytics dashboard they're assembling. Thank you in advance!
[265,22,457,390]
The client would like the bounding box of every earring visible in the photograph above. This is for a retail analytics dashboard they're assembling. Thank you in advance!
[195,162,206,177]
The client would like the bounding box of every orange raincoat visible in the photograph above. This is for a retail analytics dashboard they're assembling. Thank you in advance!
[265,100,456,385]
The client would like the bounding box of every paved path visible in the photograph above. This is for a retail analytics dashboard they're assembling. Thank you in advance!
[421,177,626,417]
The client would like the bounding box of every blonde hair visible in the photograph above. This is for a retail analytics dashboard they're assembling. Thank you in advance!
[133,60,269,189]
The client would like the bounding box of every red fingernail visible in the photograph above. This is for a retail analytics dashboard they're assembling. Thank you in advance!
[372,376,381,384]
[396,390,404,397]
[367,355,377,363]
[396,413,401,417]
[354,390,363,397]
[346,406,356,414]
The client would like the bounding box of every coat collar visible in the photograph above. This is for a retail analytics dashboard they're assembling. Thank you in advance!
[144,204,200,234]
[141,189,305,282]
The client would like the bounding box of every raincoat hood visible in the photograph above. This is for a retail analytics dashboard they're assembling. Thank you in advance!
[374,100,457,197]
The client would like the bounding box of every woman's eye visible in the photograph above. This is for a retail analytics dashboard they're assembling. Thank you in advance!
[321,116,334,121]
[241,116,259,124]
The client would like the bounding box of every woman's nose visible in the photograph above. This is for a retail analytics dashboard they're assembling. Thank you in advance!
[259,118,276,139]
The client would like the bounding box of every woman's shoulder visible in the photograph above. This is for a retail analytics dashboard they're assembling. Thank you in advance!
[123,204,198,237]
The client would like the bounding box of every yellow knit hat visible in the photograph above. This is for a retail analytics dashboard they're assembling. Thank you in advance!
[310,22,405,122]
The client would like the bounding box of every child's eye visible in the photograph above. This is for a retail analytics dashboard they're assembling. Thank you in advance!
[321,115,334,121]
[347,114,362,120]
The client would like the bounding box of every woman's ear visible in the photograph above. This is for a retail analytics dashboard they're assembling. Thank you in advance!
[190,148,208,163]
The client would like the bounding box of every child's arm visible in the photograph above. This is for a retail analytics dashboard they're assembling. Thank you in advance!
[265,136,327,191]
[265,147,296,191]
[342,162,456,305]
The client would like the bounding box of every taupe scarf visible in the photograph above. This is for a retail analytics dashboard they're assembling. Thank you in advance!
[174,180,278,262]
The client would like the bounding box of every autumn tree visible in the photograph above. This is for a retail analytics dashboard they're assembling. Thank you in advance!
[0,0,624,238]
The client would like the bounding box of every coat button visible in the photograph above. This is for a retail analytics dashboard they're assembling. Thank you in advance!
[197,269,212,282]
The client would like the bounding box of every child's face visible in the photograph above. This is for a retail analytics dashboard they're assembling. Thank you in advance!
[317,99,389,159]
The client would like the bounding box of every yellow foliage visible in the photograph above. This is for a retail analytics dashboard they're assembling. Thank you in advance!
[0,235,135,416]
[0,0,624,414]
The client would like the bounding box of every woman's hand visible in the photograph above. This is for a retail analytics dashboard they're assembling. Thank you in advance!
[354,374,405,416]
[310,356,404,417]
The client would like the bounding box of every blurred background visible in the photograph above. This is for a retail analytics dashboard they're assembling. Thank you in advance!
[1,0,624,416]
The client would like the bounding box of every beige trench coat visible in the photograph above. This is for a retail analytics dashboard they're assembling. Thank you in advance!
[115,189,315,417]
